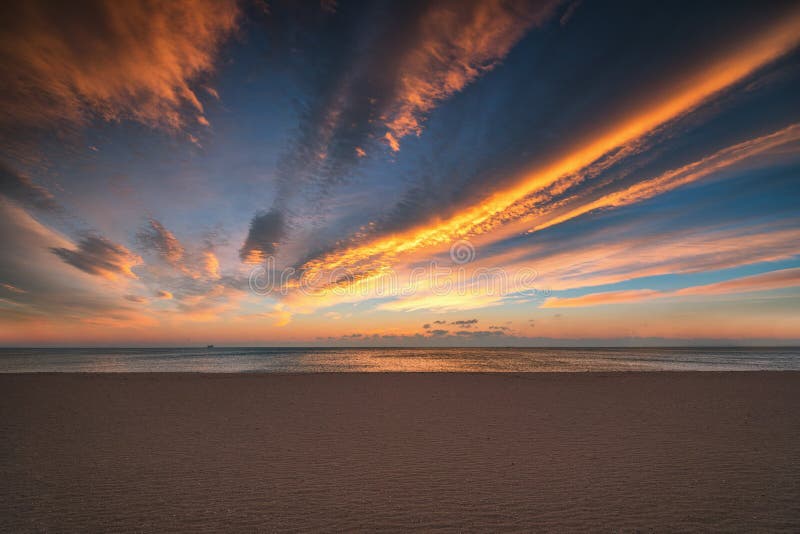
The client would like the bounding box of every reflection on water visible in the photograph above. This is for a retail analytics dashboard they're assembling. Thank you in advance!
[0,347,799,372]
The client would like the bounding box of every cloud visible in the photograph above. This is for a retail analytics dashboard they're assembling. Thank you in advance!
[1,282,27,294]
[674,268,800,297]
[137,219,185,265]
[240,209,286,263]
[0,161,57,211]
[236,303,292,327]
[0,201,244,334]
[526,123,800,235]
[293,12,800,285]
[542,289,660,308]
[451,318,478,327]
[251,0,559,262]
[454,329,504,337]
[381,0,560,151]
[301,216,800,314]
[0,201,153,335]
[136,218,223,282]
[0,0,239,132]
[51,236,142,280]
[201,251,221,280]
[542,268,800,308]
[129,218,244,322]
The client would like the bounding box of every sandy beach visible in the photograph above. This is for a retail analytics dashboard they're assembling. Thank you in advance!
[2,372,799,531]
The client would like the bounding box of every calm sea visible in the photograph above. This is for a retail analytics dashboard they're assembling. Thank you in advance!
[0,347,799,373]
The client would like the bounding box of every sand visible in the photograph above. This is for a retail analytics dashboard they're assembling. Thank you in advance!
[1,372,799,532]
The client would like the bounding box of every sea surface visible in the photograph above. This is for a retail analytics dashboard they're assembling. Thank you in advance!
[0,347,799,372]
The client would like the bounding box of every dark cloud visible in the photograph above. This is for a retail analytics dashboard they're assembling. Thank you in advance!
[51,236,141,279]
[0,162,57,211]
[137,219,185,265]
[430,329,449,336]
[454,329,504,337]
[124,294,147,304]
[451,319,478,327]
[240,209,286,262]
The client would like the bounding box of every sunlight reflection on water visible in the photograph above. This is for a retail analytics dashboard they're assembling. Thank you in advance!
[1,347,799,372]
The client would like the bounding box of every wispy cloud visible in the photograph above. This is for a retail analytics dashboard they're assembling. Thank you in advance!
[0,162,58,211]
[0,0,239,132]
[542,268,800,308]
[137,218,223,281]
[294,13,800,286]
[525,124,800,235]
[246,0,558,259]
[137,219,185,266]
[381,0,560,151]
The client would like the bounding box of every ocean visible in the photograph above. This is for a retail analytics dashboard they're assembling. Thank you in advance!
[0,346,799,372]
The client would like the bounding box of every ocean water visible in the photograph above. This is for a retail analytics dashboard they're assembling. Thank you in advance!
[0,347,799,372]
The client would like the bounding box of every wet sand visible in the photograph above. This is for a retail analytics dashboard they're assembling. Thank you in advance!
[2,372,799,531]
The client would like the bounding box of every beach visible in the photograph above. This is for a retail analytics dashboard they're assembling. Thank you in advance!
[2,372,799,531]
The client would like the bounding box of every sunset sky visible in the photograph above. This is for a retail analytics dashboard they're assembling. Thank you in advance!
[1,0,799,346]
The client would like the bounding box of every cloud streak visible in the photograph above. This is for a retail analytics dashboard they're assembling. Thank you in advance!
[0,161,57,211]
[542,268,800,308]
[295,10,800,285]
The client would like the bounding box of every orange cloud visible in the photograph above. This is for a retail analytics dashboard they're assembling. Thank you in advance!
[235,303,292,327]
[282,220,800,314]
[0,0,239,131]
[674,268,800,297]
[542,268,800,308]
[383,0,559,151]
[202,251,221,280]
[526,124,800,234]
[299,9,800,285]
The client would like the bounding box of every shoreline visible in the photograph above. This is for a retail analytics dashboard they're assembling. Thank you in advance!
[2,369,800,375]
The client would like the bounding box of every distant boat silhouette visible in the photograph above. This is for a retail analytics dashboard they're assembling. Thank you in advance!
[206,344,214,348]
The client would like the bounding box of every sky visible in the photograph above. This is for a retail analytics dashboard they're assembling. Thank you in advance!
[1,0,799,346]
